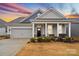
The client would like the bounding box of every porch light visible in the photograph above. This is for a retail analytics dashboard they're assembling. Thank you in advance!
[37,28,41,31]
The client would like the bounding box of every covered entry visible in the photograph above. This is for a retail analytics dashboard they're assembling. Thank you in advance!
[32,22,71,37]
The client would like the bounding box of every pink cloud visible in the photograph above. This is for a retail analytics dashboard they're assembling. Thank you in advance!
[1,3,32,14]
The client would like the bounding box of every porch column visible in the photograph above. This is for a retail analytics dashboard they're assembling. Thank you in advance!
[32,23,34,37]
[57,23,59,37]
[45,23,48,36]
[64,24,67,34]
[7,26,9,35]
[68,23,71,37]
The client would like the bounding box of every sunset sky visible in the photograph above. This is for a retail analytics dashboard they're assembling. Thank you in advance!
[0,3,79,22]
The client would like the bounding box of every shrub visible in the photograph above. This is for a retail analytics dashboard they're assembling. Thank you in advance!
[48,36,58,42]
[58,34,67,42]
[48,35,59,42]
[30,37,52,43]
[48,34,55,41]
[37,37,48,42]
[48,36,54,41]
[63,36,74,43]
[54,37,59,42]
[37,37,43,42]
[58,37,64,42]
[44,37,51,42]
[30,37,38,43]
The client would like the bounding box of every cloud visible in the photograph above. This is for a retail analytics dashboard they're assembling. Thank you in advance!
[0,3,32,14]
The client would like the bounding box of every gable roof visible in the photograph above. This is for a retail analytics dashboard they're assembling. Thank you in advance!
[8,17,25,26]
[35,8,65,20]
[0,19,8,27]
[20,9,43,23]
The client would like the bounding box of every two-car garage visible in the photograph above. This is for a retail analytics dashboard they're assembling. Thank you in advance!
[10,27,32,39]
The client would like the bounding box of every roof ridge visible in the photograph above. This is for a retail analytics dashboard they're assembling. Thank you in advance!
[20,9,43,22]
[35,8,65,20]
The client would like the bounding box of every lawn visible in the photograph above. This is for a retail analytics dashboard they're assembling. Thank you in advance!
[16,41,79,56]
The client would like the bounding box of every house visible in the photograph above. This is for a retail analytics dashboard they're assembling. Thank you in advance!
[0,24,6,36]
[0,19,7,36]
[9,8,79,39]
[0,17,27,36]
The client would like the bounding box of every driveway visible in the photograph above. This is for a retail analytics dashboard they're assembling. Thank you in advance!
[0,39,29,56]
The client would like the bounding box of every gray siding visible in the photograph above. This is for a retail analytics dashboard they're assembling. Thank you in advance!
[71,24,79,36]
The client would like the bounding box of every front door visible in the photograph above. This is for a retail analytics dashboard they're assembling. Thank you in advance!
[37,28,41,37]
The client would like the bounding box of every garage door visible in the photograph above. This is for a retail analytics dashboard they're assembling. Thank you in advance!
[11,28,32,39]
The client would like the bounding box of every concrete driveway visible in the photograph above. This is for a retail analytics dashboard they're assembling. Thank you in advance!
[0,39,29,56]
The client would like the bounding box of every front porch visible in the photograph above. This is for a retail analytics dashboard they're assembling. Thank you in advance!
[32,22,71,37]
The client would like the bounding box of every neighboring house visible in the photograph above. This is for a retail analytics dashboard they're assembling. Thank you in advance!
[0,19,7,36]
[7,17,26,35]
[9,8,79,39]
[0,17,26,35]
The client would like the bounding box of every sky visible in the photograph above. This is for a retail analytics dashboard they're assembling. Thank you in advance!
[0,3,79,22]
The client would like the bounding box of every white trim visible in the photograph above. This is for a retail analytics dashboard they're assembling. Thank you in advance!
[69,23,71,37]
[57,23,59,37]
[10,27,32,29]
[9,27,32,35]
[34,8,64,21]
[7,26,10,35]
[32,23,34,37]
[20,9,43,22]
[33,22,69,24]
[34,9,49,20]
[45,23,48,36]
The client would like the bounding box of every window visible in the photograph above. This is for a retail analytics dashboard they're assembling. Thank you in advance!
[59,25,63,34]
[48,25,53,34]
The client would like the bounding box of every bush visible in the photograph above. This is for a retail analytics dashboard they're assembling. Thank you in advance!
[49,36,54,41]
[43,37,51,42]
[58,37,64,42]
[30,37,38,43]
[37,37,43,42]
[54,37,59,42]
[30,36,74,43]
[63,36,74,43]
[30,37,52,42]
[48,36,58,42]
[58,34,67,42]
